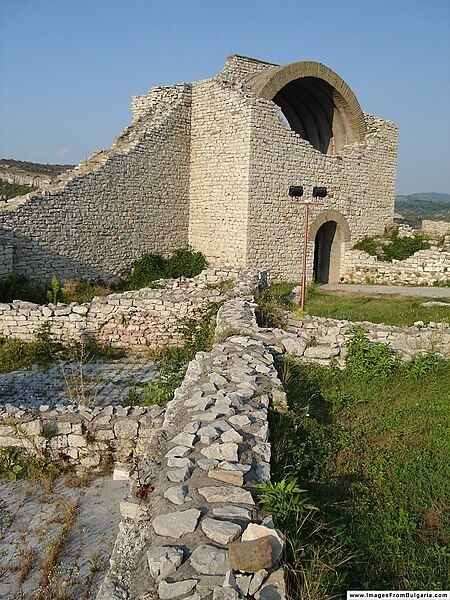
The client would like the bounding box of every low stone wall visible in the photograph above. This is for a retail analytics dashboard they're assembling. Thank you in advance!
[0,268,264,353]
[280,313,450,364]
[421,220,450,236]
[341,247,450,286]
[97,298,286,600]
[0,403,165,469]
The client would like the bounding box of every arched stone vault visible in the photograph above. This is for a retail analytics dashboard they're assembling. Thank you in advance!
[246,61,367,154]
[309,209,351,242]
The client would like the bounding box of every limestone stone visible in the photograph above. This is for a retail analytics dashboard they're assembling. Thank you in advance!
[201,518,242,545]
[249,569,268,596]
[241,523,284,565]
[158,579,198,599]
[228,537,273,572]
[190,544,230,575]
[147,546,184,581]
[163,485,191,506]
[201,442,239,462]
[212,506,253,520]
[198,486,254,505]
[208,469,244,487]
[152,509,201,539]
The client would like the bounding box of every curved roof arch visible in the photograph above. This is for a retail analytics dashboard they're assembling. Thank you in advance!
[246,61,367,154]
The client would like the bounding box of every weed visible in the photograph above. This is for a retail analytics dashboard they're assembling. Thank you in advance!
[346,327,394,381]
[353,227,431,262]
[0,446,71,486]
[257,477,317,524]
[269,344,450,594]
[47,275,63,303]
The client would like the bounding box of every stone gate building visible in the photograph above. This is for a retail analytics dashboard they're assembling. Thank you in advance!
[0,55,397,284]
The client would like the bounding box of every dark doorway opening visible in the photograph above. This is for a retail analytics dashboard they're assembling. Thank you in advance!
[313,220,338,284]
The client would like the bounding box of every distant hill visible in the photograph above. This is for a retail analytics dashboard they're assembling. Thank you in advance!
[405,192,450,203]
[395,193,450,222]
[0,158,74,176]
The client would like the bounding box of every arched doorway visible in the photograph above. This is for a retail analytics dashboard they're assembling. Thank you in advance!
[310,210,351,284]
[313,221,338,283]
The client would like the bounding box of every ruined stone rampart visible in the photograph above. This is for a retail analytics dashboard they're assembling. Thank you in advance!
[421,220,450,236]
[0,268,263,353]
[0,84,192,285]
[97,298,286,600]
[341,247,450,286]
[281,313,450,363]
[0,227,13,278]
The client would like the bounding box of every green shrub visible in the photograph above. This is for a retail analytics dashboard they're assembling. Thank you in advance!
[403,351,447,380]
[0,178,37,200]
[0,446,70,482]
[0,273,47,304]
[123,248,207,289]
[346,328,394,381]
[257,477,317,525]
[353,228,430,262]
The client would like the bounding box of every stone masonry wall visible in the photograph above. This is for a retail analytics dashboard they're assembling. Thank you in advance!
[0,403,164,470]
[188,78,252,266]
[0,268,264,353]
[341,247,450,285]
[0,85,192,285]
[97,298,286,600]
[0,227,13,278]
[246,102,397,282]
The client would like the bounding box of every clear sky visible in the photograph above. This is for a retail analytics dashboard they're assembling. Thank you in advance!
[1,0,449,195]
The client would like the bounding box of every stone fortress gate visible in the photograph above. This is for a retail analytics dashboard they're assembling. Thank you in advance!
[0,55,397,284]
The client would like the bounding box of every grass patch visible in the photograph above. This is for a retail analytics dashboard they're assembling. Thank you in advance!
[0,327,125,374]
[259,283,450,326]
[301,287,450,326]
[265,334,450,596]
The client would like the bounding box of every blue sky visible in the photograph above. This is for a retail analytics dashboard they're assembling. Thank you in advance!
[1,0,449,195]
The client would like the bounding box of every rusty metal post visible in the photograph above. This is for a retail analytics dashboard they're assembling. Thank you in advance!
[300,201,310,311]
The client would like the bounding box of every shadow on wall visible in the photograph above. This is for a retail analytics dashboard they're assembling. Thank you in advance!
[9,231,126,285]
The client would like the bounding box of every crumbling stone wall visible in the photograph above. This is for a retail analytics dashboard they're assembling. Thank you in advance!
[282,313,450,364]
[421,220,450,236]
[341,247,450,285]
[97,298,287,600]
[0,404,164,469]
[0,268,264,353]
[0,227,13,278]
[0,85,192,285]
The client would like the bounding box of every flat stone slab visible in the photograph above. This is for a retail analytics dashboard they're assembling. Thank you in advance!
[152,509,201,539]
[158,579,198,599]
[201,518,242,545]
[228,537,273,573]
[198,486,254,505]
[190,544,230,575]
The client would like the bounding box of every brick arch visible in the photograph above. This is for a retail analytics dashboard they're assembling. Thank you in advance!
[309,210,351,242]
[246,61,366,153]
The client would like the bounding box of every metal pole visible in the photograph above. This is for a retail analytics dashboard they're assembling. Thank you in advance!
[300,201,309,311]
